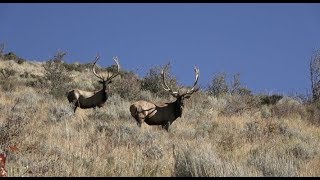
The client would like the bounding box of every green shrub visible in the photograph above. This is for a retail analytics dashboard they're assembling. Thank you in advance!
[3,52,26,64]
[25,76,46,89]
[207,72,252,99]
[0,68,18,91]
[110,71,142,101]
[306,101,320,126]
[43,51,72,99]
[248,148,298,177]
[0,42,5,59]
[0,68,16,77]
[207,72,229,97]
[310,49,320,101]
[260,94,283,106]
[141,63,179,98]
[220,94,260,117]
[63,62,93,72]
[271,96,304,118]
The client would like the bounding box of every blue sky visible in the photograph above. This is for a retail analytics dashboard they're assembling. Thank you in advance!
[1,3,320,95]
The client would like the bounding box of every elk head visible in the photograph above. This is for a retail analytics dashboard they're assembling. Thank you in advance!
[92,54,120,89]
[160,63,200,116]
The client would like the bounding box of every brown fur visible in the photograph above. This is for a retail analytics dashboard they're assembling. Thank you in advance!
[130,64,199,131]
[67,54,120,113]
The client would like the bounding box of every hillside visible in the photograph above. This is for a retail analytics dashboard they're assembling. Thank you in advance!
[0,56,320,177]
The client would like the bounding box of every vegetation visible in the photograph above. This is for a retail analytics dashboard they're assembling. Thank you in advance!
[310,49,320,102]
[0,43,26,64]
[141,63,179,99]
[0,50,320,177]
[43,51,73,99]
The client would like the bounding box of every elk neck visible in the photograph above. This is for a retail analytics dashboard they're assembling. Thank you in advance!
[173,97,184,118]
[100,81,109,102]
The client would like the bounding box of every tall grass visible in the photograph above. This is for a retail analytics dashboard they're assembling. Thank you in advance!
[0,60,319,177]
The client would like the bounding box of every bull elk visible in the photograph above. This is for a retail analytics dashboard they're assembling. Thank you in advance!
[67,54,120,112]
[130,63,200,131]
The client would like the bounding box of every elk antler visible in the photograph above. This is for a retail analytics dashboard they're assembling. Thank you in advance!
[161,63,179,95]
[92,53,104,80]
[105,56,121,81]
[185,66,200,95]
[92,54,121,81]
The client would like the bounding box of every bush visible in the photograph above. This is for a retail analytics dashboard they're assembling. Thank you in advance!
[306,101,320,126]
[25,75,46,89]
[0,95,35,154]
[0,42,5,59]
[173,143,251,177]
[207,73,252,99]
[220,94,260,117]
[248,148,298,177]
[271,96,304,118]
[110,71,142,101]
[310,49,320,101]
[143,145,164,160]
[0,68,18,92]
[4,52,18,61]
[43,51,72,99]
[141,63,179,98]
[3,52,26,64]
[230,73,251,96]
[0,68,16,78]
[48,102,73,123]
[289,142,316,161]
[207,72,229,97]
[0,115,27,154]
[260,94,283,106]
[63,62,93,72]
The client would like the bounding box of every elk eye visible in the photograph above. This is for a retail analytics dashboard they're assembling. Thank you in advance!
[108,80,113,84]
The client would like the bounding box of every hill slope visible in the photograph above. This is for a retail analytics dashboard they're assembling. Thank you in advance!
[0,58,319,177]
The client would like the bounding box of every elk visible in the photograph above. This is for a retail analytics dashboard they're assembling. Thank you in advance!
[67,54,120,112]
[130,63,200,131]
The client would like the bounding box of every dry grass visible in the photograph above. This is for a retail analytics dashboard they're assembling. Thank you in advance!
[0,60,320,177]
[0,60,44,77]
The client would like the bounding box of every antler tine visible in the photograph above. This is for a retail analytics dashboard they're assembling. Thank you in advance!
[92,53,104,80]
[161,63,178,94]
[161,64,171,91]
[186,66,200,95]
[106,56,121,81]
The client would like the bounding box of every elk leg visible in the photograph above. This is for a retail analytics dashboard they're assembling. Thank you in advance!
[134,112,144,128]
[69,101,77,113]
[74,100,81,112]
[137,121,142,127]
[162,121,171,131]
[136,117,143,127]
[132,112,141,127]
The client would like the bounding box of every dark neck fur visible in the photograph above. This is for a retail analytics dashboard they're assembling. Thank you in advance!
[173,98,183,119]
[102,83,108,102]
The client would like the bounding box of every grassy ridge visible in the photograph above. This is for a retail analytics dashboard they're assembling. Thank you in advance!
[0,59,319,177]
